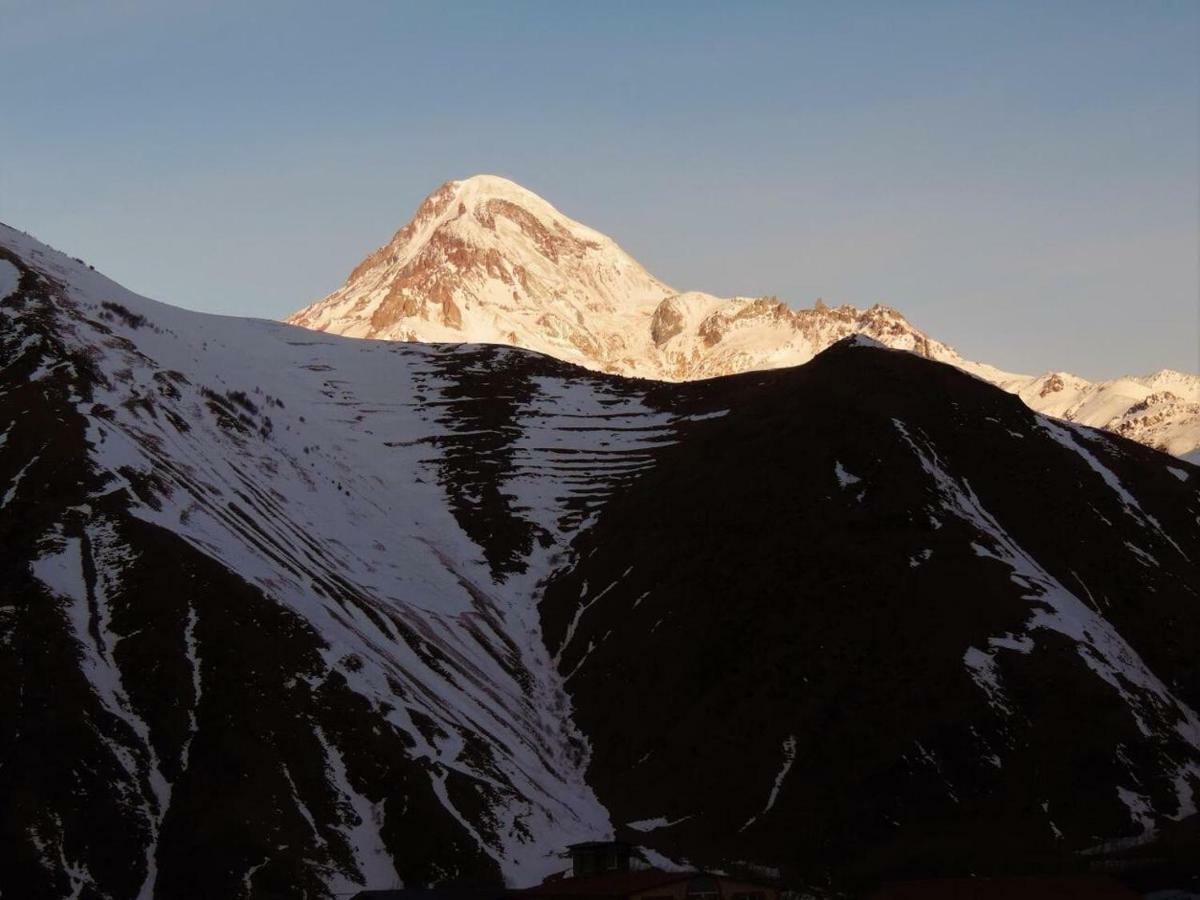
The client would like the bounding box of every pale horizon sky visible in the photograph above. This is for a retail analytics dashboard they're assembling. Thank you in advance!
[2,0,1197,380]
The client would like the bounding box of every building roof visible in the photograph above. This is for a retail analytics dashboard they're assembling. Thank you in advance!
[866,876,1141,900]
[510,870,695,898]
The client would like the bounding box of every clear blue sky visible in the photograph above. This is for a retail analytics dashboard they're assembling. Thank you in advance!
[2,0,1197,379]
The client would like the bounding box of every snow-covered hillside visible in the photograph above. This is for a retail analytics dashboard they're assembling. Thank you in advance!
[0,222,706,896]
[288,175,1199,457]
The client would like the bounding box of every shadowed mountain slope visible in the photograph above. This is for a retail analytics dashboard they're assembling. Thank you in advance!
[541,341,1200,888]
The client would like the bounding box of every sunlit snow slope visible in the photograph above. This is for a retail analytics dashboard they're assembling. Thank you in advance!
[289,175,1199,457]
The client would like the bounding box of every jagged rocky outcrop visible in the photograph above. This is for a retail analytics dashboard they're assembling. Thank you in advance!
[3,223,1200,897]
[288,176,1200,457]
[1016,370,1200,457]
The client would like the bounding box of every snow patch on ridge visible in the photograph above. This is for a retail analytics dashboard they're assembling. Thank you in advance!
[0,258,20,301]
[962,646,1012,716]
[833,460,861,488]
[841,334,886,350]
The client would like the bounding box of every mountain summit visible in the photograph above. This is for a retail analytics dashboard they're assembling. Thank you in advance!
[289,176,1200,456]
[289,175,674,372]
[288,175,998,383]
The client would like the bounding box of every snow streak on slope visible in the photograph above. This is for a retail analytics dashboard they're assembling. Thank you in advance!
[738,735,797,833]
[0,223,721,892]
[32,522,171,900]
[893,418,1200,824]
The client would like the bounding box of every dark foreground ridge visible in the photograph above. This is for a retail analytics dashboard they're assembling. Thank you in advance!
[1,225,1198,898]
[542,341,1200,891]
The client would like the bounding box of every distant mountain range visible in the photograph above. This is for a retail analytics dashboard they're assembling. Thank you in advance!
[3,221,1199,897]
[289,175,1200,458]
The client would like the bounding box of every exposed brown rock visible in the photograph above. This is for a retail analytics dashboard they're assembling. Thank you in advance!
[650,297,686,346]
[347,180,458,284]
[441,296,463,330]
[475,198,600,263]
[1039,374,1066,397]
[698,298,797,348]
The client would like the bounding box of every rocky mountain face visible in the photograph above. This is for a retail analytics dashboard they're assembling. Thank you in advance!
[1016,370,1200,458]
[288,176,1200,458]
[4,224,1200,898]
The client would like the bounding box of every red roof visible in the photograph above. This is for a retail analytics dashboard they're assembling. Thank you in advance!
[510,870,695,898]
[867,876,1140,900]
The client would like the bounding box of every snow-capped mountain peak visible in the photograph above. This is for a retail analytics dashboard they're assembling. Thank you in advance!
[289,175,674,372]
[291,176,1200,456]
